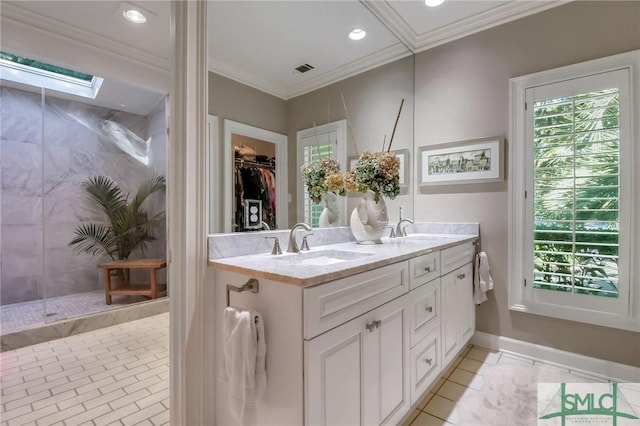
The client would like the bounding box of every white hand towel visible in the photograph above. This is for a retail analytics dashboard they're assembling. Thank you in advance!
[221,307,267,426]
[474,251,494,305]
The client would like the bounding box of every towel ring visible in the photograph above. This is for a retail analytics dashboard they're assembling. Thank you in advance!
[226,278,259,307]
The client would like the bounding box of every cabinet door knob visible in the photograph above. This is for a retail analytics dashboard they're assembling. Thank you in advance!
[365,320,381,332]
[424,265,432,272]
[425,358,433,365]
[425,306,433,313]
[457,273,466,280]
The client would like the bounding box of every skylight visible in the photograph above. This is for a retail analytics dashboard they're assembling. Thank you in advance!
[0,51,104,99]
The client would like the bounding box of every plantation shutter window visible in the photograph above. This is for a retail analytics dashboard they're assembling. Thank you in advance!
[524,69,631,315]
[530,86,621,298]
[509,51,639,331]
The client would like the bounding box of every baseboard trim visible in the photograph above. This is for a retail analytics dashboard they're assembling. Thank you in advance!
[471,331,640,383]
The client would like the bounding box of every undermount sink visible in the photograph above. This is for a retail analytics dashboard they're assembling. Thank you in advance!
[274,249,374,266]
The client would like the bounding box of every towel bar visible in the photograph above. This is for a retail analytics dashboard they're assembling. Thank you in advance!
[226,278,259,307]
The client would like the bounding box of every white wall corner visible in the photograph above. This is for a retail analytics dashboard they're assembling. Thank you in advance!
[169,1,209,425]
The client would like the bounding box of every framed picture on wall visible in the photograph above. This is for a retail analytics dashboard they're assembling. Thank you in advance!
[419,136,504,185]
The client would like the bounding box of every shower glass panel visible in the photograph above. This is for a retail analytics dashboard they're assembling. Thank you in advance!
[0,86,46,332]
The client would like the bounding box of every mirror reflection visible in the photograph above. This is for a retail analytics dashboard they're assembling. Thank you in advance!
[222,119,288,233]
[207,1,414,233]
[233,136,276,231]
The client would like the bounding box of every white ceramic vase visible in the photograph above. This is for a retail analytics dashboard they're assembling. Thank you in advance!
[318,192,340,228]
[349,191,388,244]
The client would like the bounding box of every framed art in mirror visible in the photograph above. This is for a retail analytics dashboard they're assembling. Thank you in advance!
[419,136,504,186]
[392,149,409,188]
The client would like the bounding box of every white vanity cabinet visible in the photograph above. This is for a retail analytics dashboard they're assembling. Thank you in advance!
[303,261,410,426]
[305,294,409,426]
[407,252,442,406]
[209,237,477,426]
[440,243,475,367]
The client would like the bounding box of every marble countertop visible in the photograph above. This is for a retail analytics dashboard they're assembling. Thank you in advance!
[209,233,478,287]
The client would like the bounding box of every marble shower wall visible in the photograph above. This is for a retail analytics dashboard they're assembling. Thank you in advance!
[0,86,168,305]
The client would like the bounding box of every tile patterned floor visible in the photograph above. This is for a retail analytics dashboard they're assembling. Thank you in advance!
[401,345,624,426]
[1,319,635,426]
[1,291,153,336]
[0,313,169,426]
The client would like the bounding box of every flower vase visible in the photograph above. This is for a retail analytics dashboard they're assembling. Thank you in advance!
[350,191,388,244]
[318,192,340,228]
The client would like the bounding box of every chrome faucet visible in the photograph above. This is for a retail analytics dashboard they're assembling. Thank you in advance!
[260,221,271,231]
[396,218,414,237]
[287,222,312,253]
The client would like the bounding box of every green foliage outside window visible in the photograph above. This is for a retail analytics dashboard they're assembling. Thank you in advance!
[0,51,94,82]
[533,89,620,298]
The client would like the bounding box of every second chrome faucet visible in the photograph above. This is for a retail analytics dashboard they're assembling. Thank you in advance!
[395,218,414,238]
[287,222,312,253]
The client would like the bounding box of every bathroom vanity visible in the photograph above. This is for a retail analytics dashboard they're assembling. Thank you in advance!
[208,224,478,425]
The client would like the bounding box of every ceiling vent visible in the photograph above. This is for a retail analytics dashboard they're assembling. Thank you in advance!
[294,63,315,74]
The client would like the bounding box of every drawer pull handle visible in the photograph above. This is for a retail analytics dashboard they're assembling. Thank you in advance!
[425,358,433,365]
[457,273,466,280]
[424,265,432,272]
[365,320,381,332]
[425,306,433,313]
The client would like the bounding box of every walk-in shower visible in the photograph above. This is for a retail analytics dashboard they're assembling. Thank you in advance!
[0,71,168,344]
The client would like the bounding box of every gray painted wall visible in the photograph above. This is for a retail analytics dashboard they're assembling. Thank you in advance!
[208,72,288,231]
[0,86,167,305]
[287,56,414,226]
[413,1,640,367]
[208,73,288,135]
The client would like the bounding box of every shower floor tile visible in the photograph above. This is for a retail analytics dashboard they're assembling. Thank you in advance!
[1,291,153,335]
[0,313,169,426]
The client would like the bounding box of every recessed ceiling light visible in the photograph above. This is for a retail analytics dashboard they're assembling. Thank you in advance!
[349,29,366,41]
[123,9,147,24]
[425,0,445,7]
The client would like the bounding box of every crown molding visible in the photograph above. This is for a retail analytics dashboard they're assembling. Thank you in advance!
[362,0,571,54]
[209,43,411,100]
[1,2,170,74]
[208,59,289,100]
[359,1,417,53]
[286,43,411,99]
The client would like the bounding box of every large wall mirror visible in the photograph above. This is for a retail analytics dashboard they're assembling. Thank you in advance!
[207,1,414,233]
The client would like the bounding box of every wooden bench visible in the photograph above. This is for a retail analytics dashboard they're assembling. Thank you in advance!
[99,258,167,305]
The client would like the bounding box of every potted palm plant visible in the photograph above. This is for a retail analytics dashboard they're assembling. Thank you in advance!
[69,175,166,261]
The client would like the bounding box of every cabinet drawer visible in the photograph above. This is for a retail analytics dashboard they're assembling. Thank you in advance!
[410,329,441,406]
[409,251,440,289]
[303,261,409,339]
[441,242,475,276]
[409,278,440,348]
